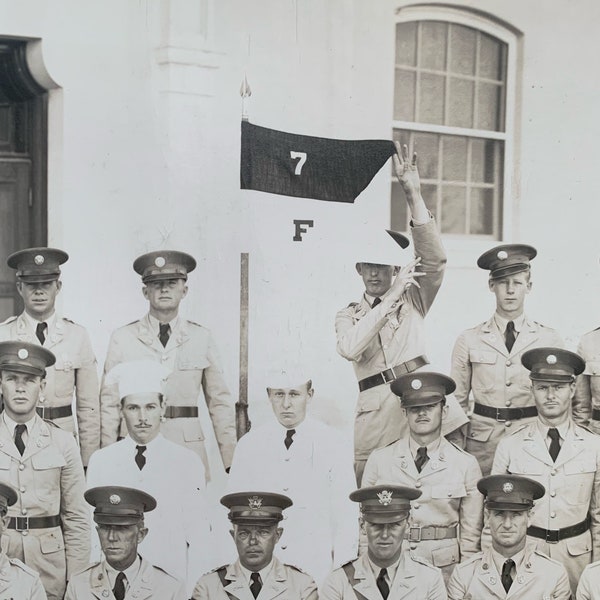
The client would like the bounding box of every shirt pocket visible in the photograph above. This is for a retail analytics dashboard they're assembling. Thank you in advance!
[469,350,498,393]
[53,356,81,398]
[466,419,494,443]
[563,457,596,505]
[39,530,65,554]
[508,458,544,476]
[31,449,66,503]
[431,483,467,500]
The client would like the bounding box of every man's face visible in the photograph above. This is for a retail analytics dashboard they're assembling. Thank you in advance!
[230,523,282,571]
[17,280,61,319]
[97,522,147,571]
[363,518,407,567]
[355,263,399,298]
[142,278,187,313]
[0,370,45,421]
[531,381,575,423]
[488,271,531,316]
[404,401,446,438]
[267,383,313,429]
[120,393,164,444]
[487,509,529,555]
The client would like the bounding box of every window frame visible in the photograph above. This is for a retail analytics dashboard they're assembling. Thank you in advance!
[392,5,521,257]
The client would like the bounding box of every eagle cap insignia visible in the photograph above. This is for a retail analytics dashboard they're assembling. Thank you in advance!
[248,496,263,510]
[497,250,508,260]
[502,482,514,494]
[17,349,28,360]
[411,379,422,390]
[546,354,557,365]
[377,490,393,506]
[154,256,166,268]
[109,494,121,505]
[34,254,45,265]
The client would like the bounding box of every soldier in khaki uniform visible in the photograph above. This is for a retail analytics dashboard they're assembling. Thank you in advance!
[362,372,483,582]
[0,481,47,599]
[0,341,90,600]
[321,485,446,600]
[0,247,100,467]
[574,328,600,431]
[191,491,318,600]
[99,250,236,477]
[447,474,570,600]
[335,143,466,484]
[451,244,563,476]
[492,347,600,595]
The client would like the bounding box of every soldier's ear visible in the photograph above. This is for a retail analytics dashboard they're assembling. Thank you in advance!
[181,284,188,298]
[137,526,148,544]
[275,527,283,543]
[0,514,9,533]
[55,280,63,293]
[392,266,400,276]
[355,263,363,276]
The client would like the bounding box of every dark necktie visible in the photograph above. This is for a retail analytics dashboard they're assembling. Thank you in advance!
[371,297,382,308]
[501,559,514,593]
[414,446,429,473]
[505,320,516,353]
[135,445,147,470]
[284,429,296,450]
[250,572,262,598]
[113,571,126,600]
[158,323,171,347]
[548,428,561,462]
[35,321,47,345]
[14,424,26,456]
[376,568,389,599]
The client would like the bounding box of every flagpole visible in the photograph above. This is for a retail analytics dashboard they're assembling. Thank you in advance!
[236,252,251,439]
[240,75,251,122]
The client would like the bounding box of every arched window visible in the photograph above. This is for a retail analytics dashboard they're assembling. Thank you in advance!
[391,6,520,241]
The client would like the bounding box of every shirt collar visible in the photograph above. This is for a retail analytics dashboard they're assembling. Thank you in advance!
[3,412,36,434]
[536,418,571,441]
[105,555,142,590]
[22,310,57,334]
[367,554,401,584]
[408,435,441,458]
[147,313,179,333]
[490,545,526,575]
[239,558,274,585]
[494,312,526,334]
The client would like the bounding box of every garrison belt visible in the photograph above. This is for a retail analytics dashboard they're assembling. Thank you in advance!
[592,407,600,421]
[527,515,590,543]
[358,355,428,392]
[8,515,61,531]
[473,403,537,422]
[36,405,73,420]
[405,524,457,542]
[164,406,199,418]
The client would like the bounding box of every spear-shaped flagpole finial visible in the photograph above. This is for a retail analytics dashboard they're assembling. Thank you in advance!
[240,75,252,122]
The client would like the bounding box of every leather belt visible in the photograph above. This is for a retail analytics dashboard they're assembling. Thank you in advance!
[164,406,198,418]
[8,515,61,531]
[473,403,537,422]
[592,407,600,421]
[36,405,73,419]
[405,524,457,542]
[527,515,590,544]
[358,355,428,392]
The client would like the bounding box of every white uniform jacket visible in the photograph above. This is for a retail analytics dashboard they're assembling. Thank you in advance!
[227,416,359,585]
[320,552,447,600]
[362,436,483,575]
[0,551,47,600]
[447,543,571,600]
[191,557,318,600]
[86,434,209,595]
[65,556,187,600]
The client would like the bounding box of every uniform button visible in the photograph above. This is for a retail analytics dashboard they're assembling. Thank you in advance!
[18,464,24,471]
[39,397,45,404]
[283,487,289,492]
[409,543,417,550]
[551,470,557,476]
[281,545,287,550]
[284,457,290,462]
[415,482,422,488]
[383,345,388,349]
[21,531,27,536]
[161,355,168,362]
[550,512,556,518]
[447,492,453,497]
[19,488,25,493]
[505,382,511,387]
[413,502,420,509]
[505,401,511,407]
[550,491,556,497]
[505,421,512,427]
[506,360,511,366]
[21,509,26,515]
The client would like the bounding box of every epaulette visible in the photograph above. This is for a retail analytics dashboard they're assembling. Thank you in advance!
[532,549,568,567]
[126,319,141,326]
[70,561,100,576]
[446,439,471,455]
[409,553,436,568]
[285,564,309,574]
[186,320,205,328]
[0,315,17,325]
[210,564,229,574]
[8,556,38,576]
[507,422,529,436]
[62,317,75,324]
[453,552,483,567]
[347,302,359,309]
[43,419,60,428]
[574,422,594,435]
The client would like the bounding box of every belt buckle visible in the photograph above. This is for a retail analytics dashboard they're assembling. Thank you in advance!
[545,529,559,544]
[382,367,397,384]
[408,526,421,542]
[15,516,29,531]
[495,408,507,422]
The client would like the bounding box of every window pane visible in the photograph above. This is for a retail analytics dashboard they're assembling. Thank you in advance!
[449,24,476,76]
[442,136,467,181]
[0,106,10,149]
[471,138,497,183]
[396,22,417,67]
[419,21,447,71]
[441,186,466,233]
[390,181,409,231]
[412,132,439,179]
[394,69,416,121]
[448,78,473,128]
[470,188,495,234]
[479,33,504,80]
[421,183,438,219]
[477,82,503,131]
[418,73,444,124]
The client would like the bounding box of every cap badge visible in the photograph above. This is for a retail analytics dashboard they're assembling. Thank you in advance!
[411,379,422,390]
[109,494,121,505]
[546,354,557,365]
[34,255,45,265]
[154,256,166,268]
[497,250,508,260]
[377,490,393,506]
[502,482,514,494]
[248,496,263,510]
[17,349,28,360]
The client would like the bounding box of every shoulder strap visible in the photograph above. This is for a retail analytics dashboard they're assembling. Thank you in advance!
[216,566,237,600]
[342,563,370,600]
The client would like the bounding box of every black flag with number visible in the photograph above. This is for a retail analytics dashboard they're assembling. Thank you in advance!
[240,121,396,203]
